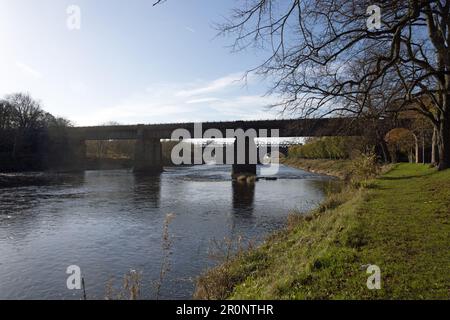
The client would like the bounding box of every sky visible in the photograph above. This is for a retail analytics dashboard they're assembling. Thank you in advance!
[0,0,282,126]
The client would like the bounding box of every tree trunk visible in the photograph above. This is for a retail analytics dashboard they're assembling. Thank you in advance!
[375,129,390,163]
[431,127,438,165]
[414,134,419,164]
[379,139,391,163]
[422,133,426,164]
[437,113,450,170]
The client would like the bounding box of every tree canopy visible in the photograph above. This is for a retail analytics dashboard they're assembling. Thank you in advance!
[155,1,450,169]
[0,93,72,130]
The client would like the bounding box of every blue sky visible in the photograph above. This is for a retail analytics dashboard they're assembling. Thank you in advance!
[0,0,281,125]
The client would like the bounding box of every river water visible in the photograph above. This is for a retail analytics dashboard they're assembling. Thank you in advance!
[0,164,333,300]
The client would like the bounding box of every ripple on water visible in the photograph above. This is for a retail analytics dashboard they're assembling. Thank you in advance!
[0,165,334,299]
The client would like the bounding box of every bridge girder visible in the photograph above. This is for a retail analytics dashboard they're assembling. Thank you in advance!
[69,118,412,141]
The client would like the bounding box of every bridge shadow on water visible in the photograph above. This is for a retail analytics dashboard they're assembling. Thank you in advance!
[232,181,255,215]
[132,173,162,208]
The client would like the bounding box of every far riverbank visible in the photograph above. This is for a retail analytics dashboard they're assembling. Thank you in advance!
[281,158,354,179]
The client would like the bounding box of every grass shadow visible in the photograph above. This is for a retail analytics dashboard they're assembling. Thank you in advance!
[379,170,439,181]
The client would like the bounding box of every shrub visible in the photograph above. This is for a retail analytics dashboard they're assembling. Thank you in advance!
[288,137,350,159]
[350,151,380,184]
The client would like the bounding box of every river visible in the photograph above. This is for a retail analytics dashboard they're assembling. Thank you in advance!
[0,164,333,299]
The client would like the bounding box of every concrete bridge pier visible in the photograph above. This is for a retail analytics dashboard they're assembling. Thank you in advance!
[232,163,257,178]
[133,128,163,174]
[231,137,257,178]
[72,138,87,170]
[58,137,86,172]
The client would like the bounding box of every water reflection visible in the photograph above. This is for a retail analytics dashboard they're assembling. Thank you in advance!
[232,181,255,213]
[0,164,333,299]
[133,173,162,208]
[0,172,87,241]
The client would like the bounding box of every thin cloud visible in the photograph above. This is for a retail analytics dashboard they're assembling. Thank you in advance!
[184,26,195,33]
[186,97,221,104]
[74,73,278,125]
[16,61,42,79]
[176,72,246,98]
[211,95,279,120]
[69,81,88,94]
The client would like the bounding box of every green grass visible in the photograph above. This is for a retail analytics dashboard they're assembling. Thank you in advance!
[194,164,450,299]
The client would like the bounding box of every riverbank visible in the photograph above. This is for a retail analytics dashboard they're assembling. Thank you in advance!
[282,158,354,179]
[0,173,60,188]
[194,163,450,299]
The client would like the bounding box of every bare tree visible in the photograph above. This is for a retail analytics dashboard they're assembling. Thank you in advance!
[1,94,72,130]
[0,100,15,129]
[5,93,45,129]
[204,0,450,169]
[42,113,73,128]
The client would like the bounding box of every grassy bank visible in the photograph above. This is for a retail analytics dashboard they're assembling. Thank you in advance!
[282,158,354,179]
[195,163,450,299]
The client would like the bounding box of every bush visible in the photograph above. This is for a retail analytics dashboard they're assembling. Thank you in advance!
[288,137,351,159]
[350,151,380,184]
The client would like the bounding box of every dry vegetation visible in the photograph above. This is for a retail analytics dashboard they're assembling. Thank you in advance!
[194,164,450,300]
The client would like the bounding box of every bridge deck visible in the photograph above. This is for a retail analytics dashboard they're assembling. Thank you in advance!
[68,118,400,140]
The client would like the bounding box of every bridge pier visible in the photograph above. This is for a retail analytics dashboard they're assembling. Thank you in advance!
[70,138,87,171]
[232,163,257,178]
[50,136,86,172]
[133,129,163,174]
[231,138,257,179]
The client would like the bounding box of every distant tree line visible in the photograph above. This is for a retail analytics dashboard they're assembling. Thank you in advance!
[289,112,435,163]
[0,93,73,172]
[85,122,135,162]
[0,93,71,130]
